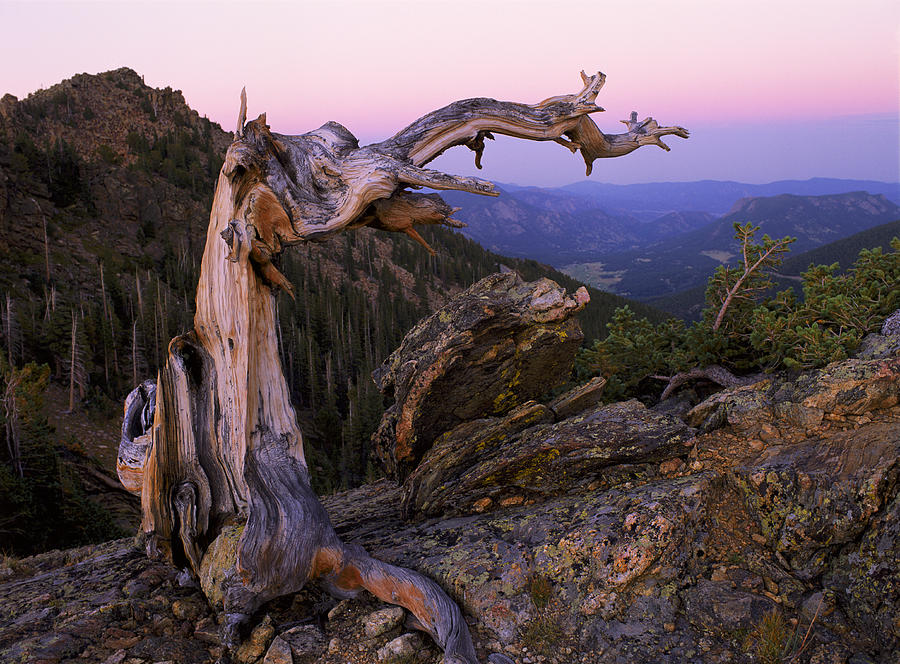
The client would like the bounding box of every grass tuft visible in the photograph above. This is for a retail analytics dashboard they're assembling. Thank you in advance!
[525,574,554,610]
[521,612,565,655]
[519,573,565,655]
[743,599,821,664]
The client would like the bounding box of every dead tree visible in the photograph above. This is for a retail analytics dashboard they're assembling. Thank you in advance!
[119,71,687,662]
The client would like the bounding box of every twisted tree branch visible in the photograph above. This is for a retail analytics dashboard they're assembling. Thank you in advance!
[123,71,687,664]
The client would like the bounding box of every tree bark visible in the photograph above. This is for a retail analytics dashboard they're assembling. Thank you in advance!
[653,365,760,401]
[122,71,687,662]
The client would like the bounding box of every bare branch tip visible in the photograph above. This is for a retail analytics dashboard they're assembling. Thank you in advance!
[236,87,248,138]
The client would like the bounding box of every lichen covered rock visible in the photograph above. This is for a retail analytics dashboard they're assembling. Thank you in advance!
[731,422,899,580]
[824,491,900,660]
[198,523,244,612]
[688,356,900,434]
[372,272,587,480]
[331,473,716,652]
[403,399,695,518]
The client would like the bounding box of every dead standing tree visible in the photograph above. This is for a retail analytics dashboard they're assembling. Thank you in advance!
[119,71,687,662]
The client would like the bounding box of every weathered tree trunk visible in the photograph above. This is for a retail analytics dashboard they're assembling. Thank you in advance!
[120,72,687,662]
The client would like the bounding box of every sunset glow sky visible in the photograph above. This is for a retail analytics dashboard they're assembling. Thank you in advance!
[2,0,898,185]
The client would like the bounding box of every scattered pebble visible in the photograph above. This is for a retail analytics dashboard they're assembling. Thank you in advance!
[363,606,405,639]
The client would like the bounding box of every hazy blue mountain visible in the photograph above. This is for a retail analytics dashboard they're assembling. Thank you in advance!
[644,210,718,241]
[441,179,899,266]
[777,219,900,276]
[440,188,646,265]
[562,192,899,301]
[497,185,600,215]
[559,178,900,220]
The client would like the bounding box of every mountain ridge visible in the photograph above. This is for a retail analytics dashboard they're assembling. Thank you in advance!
[443,180,899,267]
[558,176,900,216]
[561,191,899,301]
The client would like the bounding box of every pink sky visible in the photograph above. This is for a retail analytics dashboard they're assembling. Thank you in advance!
[2,0,898,185]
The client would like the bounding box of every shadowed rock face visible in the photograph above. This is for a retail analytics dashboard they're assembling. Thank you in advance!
[372,272,588,481]
[371,271,692,522]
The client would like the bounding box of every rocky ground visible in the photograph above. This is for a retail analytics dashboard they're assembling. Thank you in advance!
[1,278,898,664]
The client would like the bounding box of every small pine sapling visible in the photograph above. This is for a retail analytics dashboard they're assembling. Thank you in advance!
[705,222,794,333]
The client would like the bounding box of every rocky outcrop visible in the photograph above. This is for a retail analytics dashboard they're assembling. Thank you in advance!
[687,355,900,435]
[372,273,692,521]
[3,303,898,663]
[402,398,694,518]
[376,308,896,663]
[0,539,218,664]
[372,272,588,480]
[730,422,898,581]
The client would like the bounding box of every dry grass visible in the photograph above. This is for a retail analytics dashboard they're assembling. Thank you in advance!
[520,574,565,655]
[0,550,34,579]
[744,599,821,664]
[520,612,565,655]
[525,574,554,610]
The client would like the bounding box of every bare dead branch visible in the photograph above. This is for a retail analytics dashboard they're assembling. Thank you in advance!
[126,71,687,663]
[654,364,758,401]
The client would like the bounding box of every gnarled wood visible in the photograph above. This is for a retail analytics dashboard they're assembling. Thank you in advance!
[652,365,760,401]
[117,379,155,495]
[125,72,687,663]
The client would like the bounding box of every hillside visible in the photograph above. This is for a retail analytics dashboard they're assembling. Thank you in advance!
[441,187,647,265]
[0,67,664,499]
[778,218,900,275]
[564,191,900,302]
[648,219,900,320]
[441,186,721,266]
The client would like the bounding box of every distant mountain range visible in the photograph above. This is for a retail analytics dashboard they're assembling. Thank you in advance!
[441,177,899,321]
[440,188,648,265]
[778,219,900,276]
[553,178,900,219]
[566,191,899,300]
[443,179,900,266]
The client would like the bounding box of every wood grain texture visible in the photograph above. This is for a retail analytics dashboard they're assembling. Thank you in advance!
[127,71,687,663]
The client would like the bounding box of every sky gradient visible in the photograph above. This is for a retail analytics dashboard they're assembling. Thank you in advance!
[2,0,898,185]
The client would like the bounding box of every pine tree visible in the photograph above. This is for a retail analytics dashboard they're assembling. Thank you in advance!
[705,222,794,333]
[577,233,899,400]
